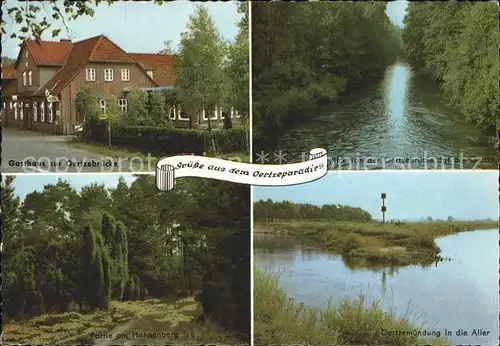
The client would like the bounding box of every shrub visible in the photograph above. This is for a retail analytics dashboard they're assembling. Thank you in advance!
[76,88,101,137]
[85,123,246,155]
[339,234,362,255]
[413,233,435,249]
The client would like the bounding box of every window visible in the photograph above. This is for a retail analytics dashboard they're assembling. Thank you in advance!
[2,102,5,110]
[202,108,208,121]
[25,49,28,67]
[100,99,107,114]
[40,102,45,122]
[48,102,53,123]
[22,72,27,86]
[118,98,127,113]
[28,71,32,86]
[121,69,130,81]
[33,102,38,121]
[104,69,113,82]
[14,102,18,119]
[235,109,241,118]
[86,68,96,81]
[146,70,153,78]
[220,107,225,119]
[19,102,24,120]
[9,102,12,110]
[169,105,176,120]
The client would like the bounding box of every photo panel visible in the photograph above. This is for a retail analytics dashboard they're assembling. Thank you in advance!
[1,0,249,173]
[253,171,499,346]
[2,174,251,345]
[251,1,498,170]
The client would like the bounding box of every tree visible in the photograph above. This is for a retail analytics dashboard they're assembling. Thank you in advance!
[2,56,16,65]
[252,2,399,142]
[225,2,249,148]
[402,2,499,137]
[223,112,233,129]
[125,89,150,126]
[147,92,169,126]
[3,174,251,345]
[175,5,226,152]
[81,224,104,309]
[106,94,121,126]
[159,40,177,54]
[75,87,101,136]
[1,176,21,243]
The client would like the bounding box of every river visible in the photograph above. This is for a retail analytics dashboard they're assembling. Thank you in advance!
[259,63,497,169]
[254,229,499,346]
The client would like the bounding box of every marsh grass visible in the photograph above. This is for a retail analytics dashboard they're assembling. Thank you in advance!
[254,220,497,266]
[254,269,450,346]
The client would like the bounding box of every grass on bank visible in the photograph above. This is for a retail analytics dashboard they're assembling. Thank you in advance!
[3,297,242,345]
[70,138,250,164]
[254,220,498,266]
[254,268,450,346]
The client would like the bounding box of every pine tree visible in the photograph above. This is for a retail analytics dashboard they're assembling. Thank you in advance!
[101,248,112,309]
[101,213,117,251]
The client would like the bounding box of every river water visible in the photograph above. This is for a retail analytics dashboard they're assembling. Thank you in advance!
[258,63,497,169]
[254,229,499,346]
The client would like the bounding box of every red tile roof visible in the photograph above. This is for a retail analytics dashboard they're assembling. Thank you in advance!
[35,35,157,96]
[11,35,164,96]
[89,36,137,63]
[130,53,177,86]
[25,40,72,66]
[1,64,16,79]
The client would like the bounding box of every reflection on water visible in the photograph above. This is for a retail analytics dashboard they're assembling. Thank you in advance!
[257,63,497,169]
[254,230,499,346]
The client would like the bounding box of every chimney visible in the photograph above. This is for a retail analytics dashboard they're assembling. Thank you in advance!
[60,39,71,43]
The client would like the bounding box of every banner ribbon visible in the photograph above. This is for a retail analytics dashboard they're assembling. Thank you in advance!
[156,148,328,191]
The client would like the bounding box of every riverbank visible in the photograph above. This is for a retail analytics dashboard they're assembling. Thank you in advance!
[254,220,498,266]
[3,297,243,345]
[254,268,449,346]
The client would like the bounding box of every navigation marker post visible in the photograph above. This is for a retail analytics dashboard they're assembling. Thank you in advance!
[381,193,387,223]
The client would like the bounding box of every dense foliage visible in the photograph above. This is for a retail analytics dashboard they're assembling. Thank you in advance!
[2,175,250,339]
[86,123,246,155]
[254,199,372,222]
[173,3,249,150]
[76,87,171,129]
[402,2,499,133]
[252,2,402,141]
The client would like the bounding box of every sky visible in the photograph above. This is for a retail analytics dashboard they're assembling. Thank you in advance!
[2,0,242,58]
[9,170,498,221]
[253,171,499,222]
[11,174,142,200]
[386,1,408,28]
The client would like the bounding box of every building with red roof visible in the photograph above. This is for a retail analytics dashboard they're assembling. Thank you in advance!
[1,35,190,134]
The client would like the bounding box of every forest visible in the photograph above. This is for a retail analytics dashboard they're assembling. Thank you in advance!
[254,199,372,222]
[402,2,499,134]
[252,2,402,142]
[2,175,250,342]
